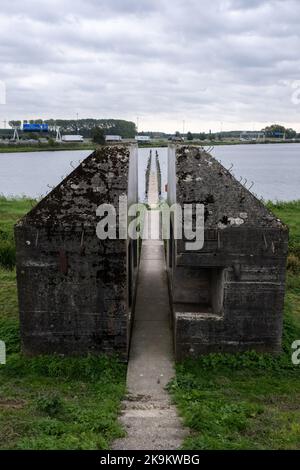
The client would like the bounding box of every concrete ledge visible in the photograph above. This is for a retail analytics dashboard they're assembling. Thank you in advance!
[173,310,282,361]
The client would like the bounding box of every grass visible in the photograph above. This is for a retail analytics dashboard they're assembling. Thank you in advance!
[0,197,126,449]
[169,200,300,450]
[0,143,95,153]
[0,196,36,269]
[0,347,126,449]
[0,318,126,451]
[268,200,300,260]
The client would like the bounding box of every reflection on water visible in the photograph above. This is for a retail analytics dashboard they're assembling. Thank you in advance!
[212,143,300,201]
[140,144,300,202]
[0,150,91,199]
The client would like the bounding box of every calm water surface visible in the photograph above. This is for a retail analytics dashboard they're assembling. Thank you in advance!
[140,143,300,201]
[0,144,299,201]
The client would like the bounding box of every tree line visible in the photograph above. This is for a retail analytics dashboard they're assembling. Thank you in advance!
[7,119,136,138]
[184,124,298,141]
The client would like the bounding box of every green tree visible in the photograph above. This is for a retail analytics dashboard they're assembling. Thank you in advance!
[26,132,38,140]
[92,127,105,144]
[48,137,56,147]
[285,128,297,139]
[262,124,292,138]
[186,131,193,141]
[8,120,21,128]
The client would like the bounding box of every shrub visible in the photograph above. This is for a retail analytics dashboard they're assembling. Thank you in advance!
[287,254,300,274]
[34,394,65,417]
[0,240,16,269]
[0,318,20,353]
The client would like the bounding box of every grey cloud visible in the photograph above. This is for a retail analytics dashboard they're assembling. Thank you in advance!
[0,0,300,130]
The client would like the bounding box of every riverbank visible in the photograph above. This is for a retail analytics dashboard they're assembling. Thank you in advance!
[1,139,300,152]
[138,139,300,148]
[0,143,95,153]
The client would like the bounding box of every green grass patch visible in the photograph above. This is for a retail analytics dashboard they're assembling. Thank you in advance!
[0,196,36,268]
[0,143,94,153]
[0,353,126,449]
[268,200,300,259]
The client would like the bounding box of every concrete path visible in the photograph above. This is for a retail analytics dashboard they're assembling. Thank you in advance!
[112,238,187,450]
[148,171,159,206]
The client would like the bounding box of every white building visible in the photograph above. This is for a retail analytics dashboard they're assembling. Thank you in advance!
[62,135,84,142]
[239,132,265,142]
[135,135,150,142]
[105,135,122,142]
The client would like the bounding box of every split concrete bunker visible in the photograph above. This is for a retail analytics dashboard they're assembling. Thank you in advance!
[15,144,289,361]
[167,145,288,360]
[15,145,139,360]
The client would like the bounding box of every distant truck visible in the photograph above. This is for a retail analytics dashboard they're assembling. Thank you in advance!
[23,123,49,132]
[240,132,265,142]
[61,135,84,142]
[105,135,122,142]
[168,135,184,142]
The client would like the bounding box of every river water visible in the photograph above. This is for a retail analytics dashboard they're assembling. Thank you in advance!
[0,143,299,202]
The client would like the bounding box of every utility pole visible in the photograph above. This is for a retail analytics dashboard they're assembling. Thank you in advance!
[182,120,185,135]
[137,116,139,134]
[12,126,20,142]
[55,127,62,143]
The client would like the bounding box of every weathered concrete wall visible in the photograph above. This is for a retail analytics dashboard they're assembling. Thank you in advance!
[167,145,289,361]
[15,145,138,360]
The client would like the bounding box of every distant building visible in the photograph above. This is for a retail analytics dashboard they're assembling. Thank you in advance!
[168,135,184,142]
[61,135,84,142]
[0,129,14,139]
[23,123,49,132]
[105,135,122,142]
[135,135,150,142]
[240,131,265,142]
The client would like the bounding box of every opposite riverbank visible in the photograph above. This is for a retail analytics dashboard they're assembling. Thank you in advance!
[1,139,300,153]
[0,143,95,153]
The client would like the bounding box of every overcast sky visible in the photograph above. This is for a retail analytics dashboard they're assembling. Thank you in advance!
[1,0,300,132]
